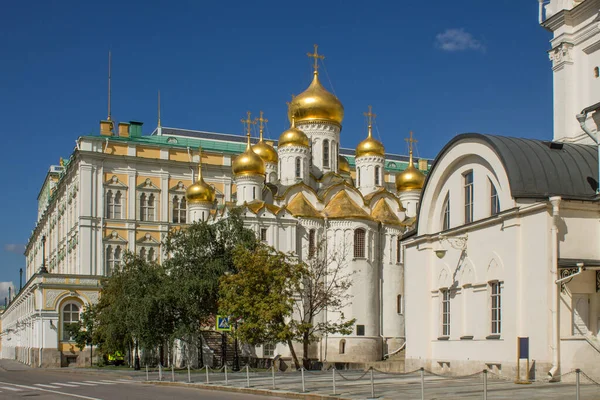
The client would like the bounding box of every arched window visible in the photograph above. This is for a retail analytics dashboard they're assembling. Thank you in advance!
[114,191,122,218]
[295,157,301,178]
[148,248,155,262]
[252,187,256,200]
[397,294,403,314]
[490,181,500,215]
[308,229,316,258]
[595,66,599,78]
[147,194,155,221]
[339,339,346,354]
[323,139,330,168]
[180,198,187,223]
[62,303,80,341]
[464,171,474,224]
[357,168,361,187]
[173,196,180,223]
[442,194,450,231]
[140,248,147,261]
[106,190,114,218]
[396,237,401,263]
[105,245,113,275]
[140,193,147,221]
[375,166,381,186]
[114,246,122,270]
[354,228,366,258]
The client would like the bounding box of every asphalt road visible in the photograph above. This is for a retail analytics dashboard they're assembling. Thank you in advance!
[0,364,284,400]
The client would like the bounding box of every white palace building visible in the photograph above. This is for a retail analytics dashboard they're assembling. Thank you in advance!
[0,45,428,367]
[403,0,600,380]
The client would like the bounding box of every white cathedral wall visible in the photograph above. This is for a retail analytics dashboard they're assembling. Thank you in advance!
[296,122,340,176]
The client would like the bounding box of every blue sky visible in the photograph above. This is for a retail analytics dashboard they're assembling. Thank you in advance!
[0,0,552,289]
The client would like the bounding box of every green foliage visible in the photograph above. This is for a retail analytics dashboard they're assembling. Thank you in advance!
[64,305,99,352]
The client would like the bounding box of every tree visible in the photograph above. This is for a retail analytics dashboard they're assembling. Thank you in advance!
[64,305,100,366]
[219,243,305,368]
[95,253,175,366]
[220,240,355,370]
[162,208,258,360]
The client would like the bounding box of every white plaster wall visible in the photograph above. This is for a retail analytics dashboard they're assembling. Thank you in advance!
[277,146,309,186]
[355,155,384,195]
[296,122,340,177]
[234,175,264,205]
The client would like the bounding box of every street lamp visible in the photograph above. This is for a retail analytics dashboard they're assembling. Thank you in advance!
[39,236,48,274]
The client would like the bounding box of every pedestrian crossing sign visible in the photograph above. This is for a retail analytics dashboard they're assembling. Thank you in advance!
[216,315,231,331]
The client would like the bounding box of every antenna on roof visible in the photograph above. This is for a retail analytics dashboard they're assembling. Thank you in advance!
[107,51,112,122]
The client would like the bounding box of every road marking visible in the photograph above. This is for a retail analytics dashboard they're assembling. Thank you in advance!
[83,380,114,385]
[52,382,79,387]
[0,381,102,400]
[0,386,23,391]
[69,381,97,386]
[35,384,61,389]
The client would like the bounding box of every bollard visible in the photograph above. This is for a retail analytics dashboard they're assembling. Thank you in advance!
[576,369,580,400]
[483,369,487,400]
[301,367,306,393]
[171,364,175,382]
[225,364,228,385]
[370,368,375,399]
[272,365,276,389]
[332,368,336,396]
[420,368,425,400]
[187,364,191,383]
[159,363,162,382]
[246,365,250,388]
[146,364,149,381]
[206,365,210,384]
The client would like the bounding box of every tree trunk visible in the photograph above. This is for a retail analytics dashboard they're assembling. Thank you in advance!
[302,331,310,370]
[286,338,300,370]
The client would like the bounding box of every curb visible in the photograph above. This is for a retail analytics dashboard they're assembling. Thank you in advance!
[145,380,350,400]
[43,368,136,380]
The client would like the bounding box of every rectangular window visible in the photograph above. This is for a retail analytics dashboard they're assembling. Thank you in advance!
[308,229,316,258]
[443,195,450,231]
[490,183,500,215]
[464,171,474,224]
[396,237,401,263]
[397,294,402,314]
[354,229,365,258]
[260,228,268,242]
[356,325,365,336]
[490,282,502,335]
[295,158,301,178]
[375,166,380,186]
[323,140,330,168]
[441,289,450,337]
[263,343,275,358]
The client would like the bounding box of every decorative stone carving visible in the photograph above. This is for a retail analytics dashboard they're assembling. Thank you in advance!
[560,268,578,293]
[549,42,574,69]
[45,289,67,309]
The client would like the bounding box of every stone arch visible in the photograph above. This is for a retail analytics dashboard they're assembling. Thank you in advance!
[459,257,477,287]
[438,265,452,289]
[486,253,504,282]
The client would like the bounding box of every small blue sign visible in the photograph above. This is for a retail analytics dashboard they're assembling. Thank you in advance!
[518,337,529,359]
[216,315,231,331]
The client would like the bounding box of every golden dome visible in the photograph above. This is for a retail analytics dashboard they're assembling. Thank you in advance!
[186,150,216,204]
[233,136,266,177]
[396,152,425,192]
[252,111,278,164]
[356,130,385,158]
[339,155,350,174]
[278,118,309,148]
[288,72,344,125]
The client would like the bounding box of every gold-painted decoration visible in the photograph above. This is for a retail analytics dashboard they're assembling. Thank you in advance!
[338,155,350,174]
[232,112,266,176]
[396,131,425,192]
[186,146,216,204]
[252,111,278,164]
[288,45,344,125]
[356,105,385,158]
[323,190,370,220]
[371,198,401,225]
[278,115,309,148]
[245,200,282,215]
[286,193,322,219]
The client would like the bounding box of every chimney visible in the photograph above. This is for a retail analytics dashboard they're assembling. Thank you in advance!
[118,122,130,138]
[100,120,114,136]
[129,121,143,138]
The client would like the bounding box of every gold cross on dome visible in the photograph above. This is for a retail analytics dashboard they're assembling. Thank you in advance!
[241,111,255,137]
[363,105,376,127]
[256,111,268,135]
[307,44,325,72]
[405,131,417,153]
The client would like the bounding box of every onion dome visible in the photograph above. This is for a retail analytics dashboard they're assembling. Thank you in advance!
[338,155,350,174]
[233,134,266,177]
[278,117,309,148]
[356,107,385,158]
[396,150,425,192]
[186,149,216,204]
[288,71,344,125]
[252,114,278,164]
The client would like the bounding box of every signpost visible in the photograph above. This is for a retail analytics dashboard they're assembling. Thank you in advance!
[216,315,232,331]
[515,337,531,384]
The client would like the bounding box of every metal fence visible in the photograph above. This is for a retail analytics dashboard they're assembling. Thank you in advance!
[141,364,600,399]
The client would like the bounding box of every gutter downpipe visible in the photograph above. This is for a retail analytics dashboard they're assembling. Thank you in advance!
[548,196,561,381]
[576,106,600,194]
